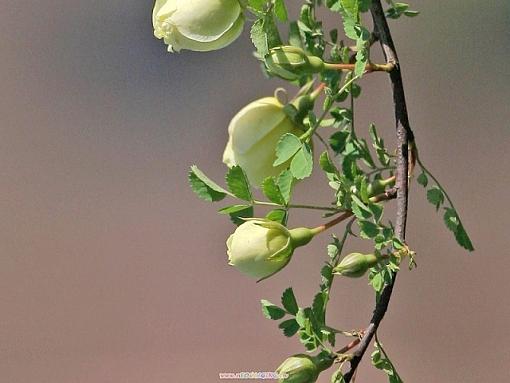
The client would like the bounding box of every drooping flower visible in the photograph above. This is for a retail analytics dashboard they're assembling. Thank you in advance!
[223,97,303,187]
[152,0,244,52]
[226,219,317,280]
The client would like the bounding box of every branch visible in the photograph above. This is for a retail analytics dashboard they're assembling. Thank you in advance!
[343,1,414,381]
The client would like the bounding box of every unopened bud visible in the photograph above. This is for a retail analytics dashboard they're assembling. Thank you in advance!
[265,46,325,81]
[276,353,334,383]
[333,253,379,278]
[367,176,396,198]
[227,219,318,281]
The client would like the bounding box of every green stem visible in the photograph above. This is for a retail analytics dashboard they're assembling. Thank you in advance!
[323,62,394,73]
[253,200,342,212]
[323,219,355,316]
[366,166,396,177]
[416,157,457,211]
[310,82,326,100]
[350,82,355,135]
[301,74,361,143]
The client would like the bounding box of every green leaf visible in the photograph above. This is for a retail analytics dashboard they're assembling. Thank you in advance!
[250,19,267,56]
[329,131,350,154]
[319,151,338,174]
[188,165,228,202]
[443,208,459,232]
[226,166,252,201]
[218,204,252,214]
[444,208,474,251]
[312,292,325,324]
[279,319,300,337]
[331,369,346,383]
[417,172,428,187]
[330,28,338,43]
[277,169,294,204]
[351,194,372,220]
[369,123,391,166]
[359,0,372,12]
[427,186,444,210]
[321,264,333,283]
[290,144,313,179]
[250,12,281,57]
[263,13,283,50]
[262,177,285,205]
[274,133,302,166]
[281,287,299,315]
[341,0,360,20]
[370,272,384,293]
[229,206,253,226]
[295,308,306,327]
[247,0,265,13]
[265,209,287,224]
[273,0,288,21]
[369,202,384,223]
[327,243,339,259]
[404,10,420,17]
[454,222,475,252]
[354,55,367,78]
[359,220,380,238]
[261,299,286,320]
[372,337,404,382]
[288,21,302,47]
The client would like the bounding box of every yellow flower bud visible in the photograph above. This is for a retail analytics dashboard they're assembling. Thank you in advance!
[152,0,244,52]
[226,219,316,280]
[223,97,304,187]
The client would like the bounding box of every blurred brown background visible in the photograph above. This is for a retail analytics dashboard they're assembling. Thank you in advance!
[1,1,509,382]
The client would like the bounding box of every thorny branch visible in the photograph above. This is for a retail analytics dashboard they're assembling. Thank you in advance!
[343,1,415,381]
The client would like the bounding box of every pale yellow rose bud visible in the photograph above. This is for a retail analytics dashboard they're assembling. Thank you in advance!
[276,353,334,383]
[223,97,304,187]
[152,0,244,52]
[226,219,317,280]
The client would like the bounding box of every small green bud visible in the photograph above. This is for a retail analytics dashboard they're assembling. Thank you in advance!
[367,179,386,198]
[265,46,325,81]
[276,353,334,383]
[333,252,379,278]
[367,177,396,198]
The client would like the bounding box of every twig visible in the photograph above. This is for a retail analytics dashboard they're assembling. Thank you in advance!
[316,185,398,233]
[343,1,414,381]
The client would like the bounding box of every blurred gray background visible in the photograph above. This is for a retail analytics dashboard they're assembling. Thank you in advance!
[1,1,509,382]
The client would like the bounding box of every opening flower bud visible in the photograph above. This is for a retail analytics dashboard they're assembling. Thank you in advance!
[152,0,244,52]
[265,46,325,81]
[223,97,305,187]
[333,252,379,278]
[226,219,316,281]
[276,353,334,383]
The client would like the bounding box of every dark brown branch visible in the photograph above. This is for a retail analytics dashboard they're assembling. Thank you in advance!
[343,1,414,381]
